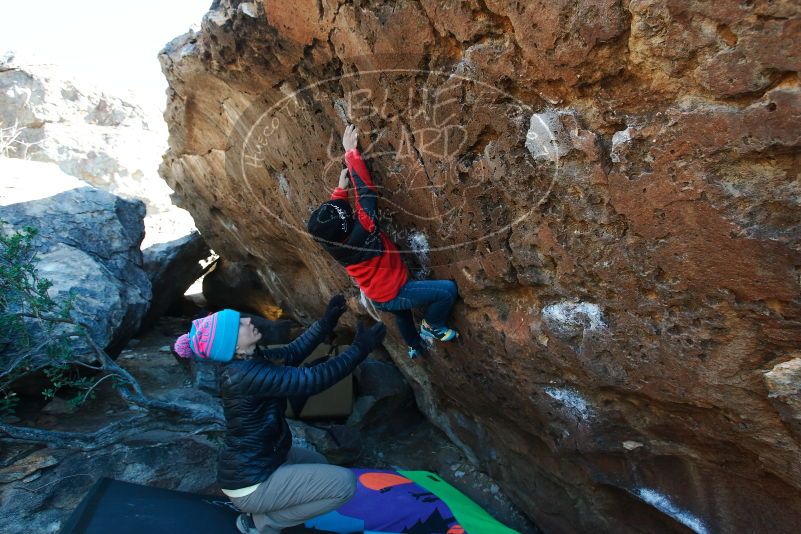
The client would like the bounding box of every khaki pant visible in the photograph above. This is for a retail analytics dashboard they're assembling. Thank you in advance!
[229,446,356,534]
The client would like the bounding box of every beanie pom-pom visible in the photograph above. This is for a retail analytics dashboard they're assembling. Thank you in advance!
[174,334,193,358]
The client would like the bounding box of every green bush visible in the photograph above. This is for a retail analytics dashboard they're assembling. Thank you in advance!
[0,221,99,416]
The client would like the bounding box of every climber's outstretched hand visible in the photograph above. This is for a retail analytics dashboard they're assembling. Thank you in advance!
[342,124,358,152]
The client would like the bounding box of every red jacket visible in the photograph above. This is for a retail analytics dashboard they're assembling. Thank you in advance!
[324,149,408,302]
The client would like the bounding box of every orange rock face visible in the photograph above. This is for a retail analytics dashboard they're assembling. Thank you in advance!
[160,1,801,531]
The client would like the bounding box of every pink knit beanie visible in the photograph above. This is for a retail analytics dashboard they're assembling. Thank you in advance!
[174,309,240,362]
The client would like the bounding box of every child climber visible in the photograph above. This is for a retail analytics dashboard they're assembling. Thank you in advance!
[174,296,386,534]
[307,124,459,358]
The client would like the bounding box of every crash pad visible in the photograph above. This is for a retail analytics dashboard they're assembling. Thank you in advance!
[61,469,519,534]
[60,478,240,534]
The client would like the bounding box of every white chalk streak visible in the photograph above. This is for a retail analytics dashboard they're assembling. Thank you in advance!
[407,231,431,279]
[544,387,591,419]
[610,126,632,163]
[635,488,708,534]
[542,301,606,331]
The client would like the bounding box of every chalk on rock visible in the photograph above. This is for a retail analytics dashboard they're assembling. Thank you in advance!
[634,488,709,534]
[525,111,572,162]
[407,231,431,279]
[610,126,634,163]
[544,387,592,420]
[238,2,259,17]
[541,300,606,339]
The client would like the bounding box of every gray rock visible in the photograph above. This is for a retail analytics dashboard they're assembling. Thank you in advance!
[288,420,361,465]
[346,395,379,428]
[0,59,195,247]
[0,451,59,484]
[141,231,210,330]
[347,359,412,429]
[541,301,606,341]
[610,126,634,163]
[35,243,129,350]
[41,397,78,416]
[353,359,410,399]
[0,432,220,534]
[190,360,221,395]
[0,164,151,357]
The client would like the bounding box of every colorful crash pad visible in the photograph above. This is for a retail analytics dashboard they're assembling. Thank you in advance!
[301,469,520,534]
[61,469,519,534]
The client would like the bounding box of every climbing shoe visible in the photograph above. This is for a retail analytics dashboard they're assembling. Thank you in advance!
[408,346,421,358]
[420,320,459,342]
[236,513,259,534]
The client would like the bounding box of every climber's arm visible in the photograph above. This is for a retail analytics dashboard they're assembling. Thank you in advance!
[330,168,350,201]
[263,319,330,367]
[340,124,379,231]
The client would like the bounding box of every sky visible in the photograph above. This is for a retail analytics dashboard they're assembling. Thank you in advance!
[0,0,211,111]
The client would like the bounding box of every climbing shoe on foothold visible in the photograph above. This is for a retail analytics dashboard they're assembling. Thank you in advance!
[420,320,459,342]
[408,346,421,359]
[236,513,259,534]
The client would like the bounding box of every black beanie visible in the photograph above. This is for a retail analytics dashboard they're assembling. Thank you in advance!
[307,200,354,244]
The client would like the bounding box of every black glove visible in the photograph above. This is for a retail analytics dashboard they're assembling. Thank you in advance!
[352,321,387,355]
[320,294,347,331]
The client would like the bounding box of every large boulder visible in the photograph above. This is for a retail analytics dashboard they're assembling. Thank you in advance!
[159,1,801,532]
[0,157,151,356]
[0,54,194,247]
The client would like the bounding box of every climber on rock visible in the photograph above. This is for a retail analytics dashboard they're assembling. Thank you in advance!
[174,295,386,534]
[307,123,459,359]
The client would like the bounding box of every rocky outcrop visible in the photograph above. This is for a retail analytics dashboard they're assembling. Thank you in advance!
[0,318,222,534]
[0,54,194,247]
[141,232,211,329]
[159,1,801,532]
[0,158,151,355]
[0,430,220,534]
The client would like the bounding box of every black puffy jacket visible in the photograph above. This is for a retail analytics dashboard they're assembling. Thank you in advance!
[217,319,367,490]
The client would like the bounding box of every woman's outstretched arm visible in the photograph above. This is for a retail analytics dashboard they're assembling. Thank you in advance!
[261,295,347,366]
